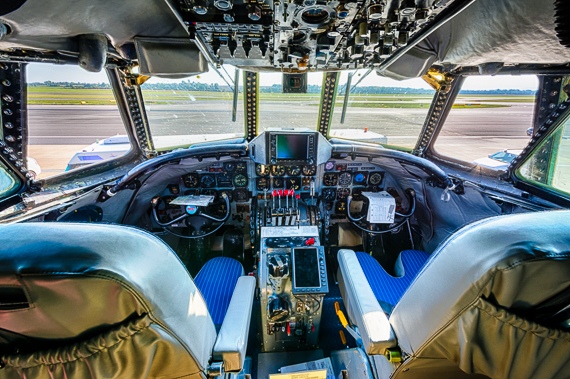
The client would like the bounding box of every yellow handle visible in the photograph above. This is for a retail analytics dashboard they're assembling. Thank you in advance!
[334,301,349,328]
[339,330,347,345]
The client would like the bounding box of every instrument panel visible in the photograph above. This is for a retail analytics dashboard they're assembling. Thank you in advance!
[157,159,390,217]
[255,164,317,192]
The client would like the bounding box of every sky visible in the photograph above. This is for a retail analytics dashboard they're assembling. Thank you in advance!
[27,63,539,91]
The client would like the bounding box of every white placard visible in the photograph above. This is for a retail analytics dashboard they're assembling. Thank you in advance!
[362,191,395,224]
[261,226,319,238]
[169,195,214,206]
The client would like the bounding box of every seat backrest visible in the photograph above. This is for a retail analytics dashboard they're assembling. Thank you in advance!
[0,223,217,378]
[390,210,570,379]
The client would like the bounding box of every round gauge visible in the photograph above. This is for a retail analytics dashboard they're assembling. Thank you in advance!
[200,174,216,188]
[302,165,316,176]
[338,171,352,187]
[234,189,248,202]
[233,173,248,187]
[256,164,269,176]
[271,165,286,176]
[287,178,301,190]
[325,161,335,171]
[256,177,269,191]
[218,190,233,202]
[323,172,338,186]
[272,177,284,188]
[353,172,367,185]
[287,165,301,176]
[183,173,199,188]
[322,188,336,201]
[369,172,383,186]
[337,188,350,200]
[236,162,247,173]
[224,162,236,172]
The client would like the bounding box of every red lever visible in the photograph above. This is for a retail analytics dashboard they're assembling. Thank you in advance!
[272,189,277,197]
[305,237,315,246]
[278,189,283,197]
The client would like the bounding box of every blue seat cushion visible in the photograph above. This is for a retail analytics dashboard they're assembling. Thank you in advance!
[356,250,430,314]
[194,257,244,325]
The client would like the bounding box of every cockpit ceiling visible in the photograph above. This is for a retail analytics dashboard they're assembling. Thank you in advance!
[0,0,568,76]
[0,0,189,53]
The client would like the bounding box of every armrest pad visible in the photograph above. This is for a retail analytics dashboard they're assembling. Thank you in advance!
[337,250,396,355]
[213,276,256,372]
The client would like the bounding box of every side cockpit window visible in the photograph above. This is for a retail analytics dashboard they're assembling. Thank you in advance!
[26,64,131,179]
[517,112,570,196]
[434,75,538,170]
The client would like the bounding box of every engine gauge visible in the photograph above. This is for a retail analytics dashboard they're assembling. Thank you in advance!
[183,173,200,188]
[234,189,249,202]
[233,173,248,187]
[324,161,335,171]
[200,174,216,188]
[271,165,286,176]
[302,165,316,176]
[323,172,338,186]
[338,171,352,187]
[272,177,284,188]
[224,162,236,172]
[236,162,247,173]
[256,164,269,176]
[369,172,383,186]
[256,177,269,191]
[337,187,350,200]
[287,165,301,176]
[353,172,367,185]
[286,177,301,190]
[322,188,336,201]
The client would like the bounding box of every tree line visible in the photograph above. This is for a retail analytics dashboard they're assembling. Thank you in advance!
[28,81,536,95]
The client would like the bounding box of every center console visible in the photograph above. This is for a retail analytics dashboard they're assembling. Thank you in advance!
[259,226,328,351]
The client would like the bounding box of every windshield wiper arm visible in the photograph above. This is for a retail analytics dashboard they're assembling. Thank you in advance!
[232,68,240,122]
[340,68,373,124]
[210,64,235,92]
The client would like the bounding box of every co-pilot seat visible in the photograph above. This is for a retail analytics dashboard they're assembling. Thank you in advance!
[0,223,255,379]
[338,210,570,379]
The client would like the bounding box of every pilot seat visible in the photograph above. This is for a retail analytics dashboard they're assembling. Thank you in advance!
[338,210,570,379]
[0,223,255,379]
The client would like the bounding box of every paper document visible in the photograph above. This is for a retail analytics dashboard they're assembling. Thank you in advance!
[269,370,327,379]
[169,195,214,206]
[362,191,395,224]
[280,358,334,379]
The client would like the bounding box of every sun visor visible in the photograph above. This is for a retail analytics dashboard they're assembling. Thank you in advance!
[375,46,437,80]
[134,37,208,78]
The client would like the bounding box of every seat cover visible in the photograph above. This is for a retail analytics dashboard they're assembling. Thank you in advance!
[195,257,244,325]
[356,250,429,313]
[0,223,218,379]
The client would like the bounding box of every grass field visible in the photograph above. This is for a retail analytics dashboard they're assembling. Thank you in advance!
[27,87,533,108]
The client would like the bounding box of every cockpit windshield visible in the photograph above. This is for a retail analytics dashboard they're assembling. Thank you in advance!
[140,66,436,151]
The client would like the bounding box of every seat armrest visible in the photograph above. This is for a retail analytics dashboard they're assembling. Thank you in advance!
[213,276,256,372]
[337,250,396,355]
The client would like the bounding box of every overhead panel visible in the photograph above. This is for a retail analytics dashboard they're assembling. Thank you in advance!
[174,0,463,71]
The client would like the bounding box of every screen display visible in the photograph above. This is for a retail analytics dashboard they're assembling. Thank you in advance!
[293,247,320,288]
[276,134,309,160]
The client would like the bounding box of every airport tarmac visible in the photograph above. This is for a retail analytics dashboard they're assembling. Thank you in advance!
[26,103,533,179]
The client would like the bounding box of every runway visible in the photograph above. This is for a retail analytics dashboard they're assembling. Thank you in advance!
[26,103,533,178]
